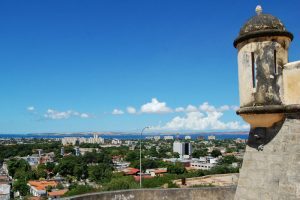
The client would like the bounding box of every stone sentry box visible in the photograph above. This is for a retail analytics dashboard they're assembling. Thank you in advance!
[234,5,300,128]
[234,5,300,200]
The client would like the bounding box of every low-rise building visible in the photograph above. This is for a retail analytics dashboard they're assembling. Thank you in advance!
[28,180,58,197]
[145,168,167,177]
[164,136,174,140]
[114,161,130,171]
[39,152,55,164]
[163,158,191,167]
[208,135,216,140]
[22,155,40,166]
[185,136,192,140]
[234,138,246,144]
[78,148,100,155]
[129,145,136,150]
[197,136,205,140]
[0,183,10,200]
[111,139,122,145]
[48,189,68,199]
[0,166,11,200]
[190,162,216,170]
[190,156,219,170]
[154,136,161,141]
[122,168,140,176]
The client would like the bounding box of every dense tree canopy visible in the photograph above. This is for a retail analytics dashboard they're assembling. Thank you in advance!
[167,162,186,175]
[88,164,112,183]
[192,149,208,158]
[211,149,222,158]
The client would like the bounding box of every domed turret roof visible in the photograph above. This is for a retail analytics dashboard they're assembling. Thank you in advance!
[234,6,293,47]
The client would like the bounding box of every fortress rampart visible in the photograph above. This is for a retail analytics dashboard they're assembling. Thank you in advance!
[63,186,236,200]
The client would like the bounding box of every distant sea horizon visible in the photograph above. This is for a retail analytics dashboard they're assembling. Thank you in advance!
[0,131,249,140]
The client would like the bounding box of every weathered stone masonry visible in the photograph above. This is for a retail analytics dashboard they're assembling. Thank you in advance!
[234,5,300,200]
[63,187,236,200]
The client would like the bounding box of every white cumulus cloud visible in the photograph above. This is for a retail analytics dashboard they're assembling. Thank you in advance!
[185,105,198,113]
[199,102,217,112]
[151,102,249,131]
[140,98,172,114]
[175,107,185,112]
[127,106,137,114]
[44,109,91,119]
[219,105,230,112]
[80,113,90,118]
[112,109,124,115]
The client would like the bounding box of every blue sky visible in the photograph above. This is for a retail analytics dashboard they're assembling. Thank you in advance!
[0,1,300,133]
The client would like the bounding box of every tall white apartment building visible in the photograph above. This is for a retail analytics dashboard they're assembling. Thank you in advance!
[173,141,192,159]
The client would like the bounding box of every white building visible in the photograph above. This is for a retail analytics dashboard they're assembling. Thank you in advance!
[61,137,78,145]
[173,141,192,159]
[78,148,100,155]
[0,184,10,200]
[145,168,167,177]
[75,147,80,156]
[28,180,57,197]
[114,161,130,171]
[87,134,105,144]
[112,139,122,145]
[190,162,216,170]
[164,136,174,140]
[235,138,246,143]
[190,156,218,170]
[185,136,192,140]
[61,134,104,146]
[22,155,40,166]
[124,140,133,146]
[154,136,161,141]
[208,135,216,140]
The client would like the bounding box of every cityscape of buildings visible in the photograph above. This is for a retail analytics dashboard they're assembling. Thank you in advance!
[0,133,245,199]
[1,1,299,199]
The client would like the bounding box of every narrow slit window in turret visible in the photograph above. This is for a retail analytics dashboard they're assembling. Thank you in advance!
[274,50,277,75]
[251,52,256,88]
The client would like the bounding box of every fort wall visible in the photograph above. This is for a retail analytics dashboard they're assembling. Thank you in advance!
[64,186,236,200]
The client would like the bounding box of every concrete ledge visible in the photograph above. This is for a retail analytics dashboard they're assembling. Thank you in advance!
[63,186,236,200]
[233,29,293,48]
[237,104,300,115]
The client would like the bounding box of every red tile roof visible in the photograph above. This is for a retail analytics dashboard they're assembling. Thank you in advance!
[153,169,167,174]
[48,189,68,197]
[122,167,140,175]
[28,180,58,191]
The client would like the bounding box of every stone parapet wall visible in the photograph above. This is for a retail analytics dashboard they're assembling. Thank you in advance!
[235,118,300,200]
[64,186,236,200]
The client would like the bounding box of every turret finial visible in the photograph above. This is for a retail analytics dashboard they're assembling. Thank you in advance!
[255,5,262,15]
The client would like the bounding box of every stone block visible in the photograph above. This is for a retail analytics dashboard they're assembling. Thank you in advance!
[235,119,300,200]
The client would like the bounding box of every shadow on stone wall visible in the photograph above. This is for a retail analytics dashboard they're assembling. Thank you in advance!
[247,119,285,150]
[63,186,236,200]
